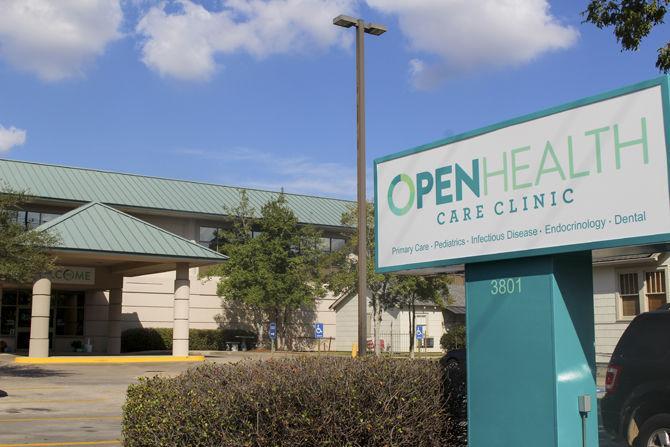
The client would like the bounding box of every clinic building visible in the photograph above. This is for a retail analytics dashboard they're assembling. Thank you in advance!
[0,159,352,357]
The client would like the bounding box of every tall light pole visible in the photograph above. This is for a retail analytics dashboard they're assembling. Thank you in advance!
[333,15,386,357]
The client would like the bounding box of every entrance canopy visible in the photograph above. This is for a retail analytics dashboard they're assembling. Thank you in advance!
[37,201,227,277]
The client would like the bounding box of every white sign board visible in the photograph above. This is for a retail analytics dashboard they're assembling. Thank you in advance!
[48,267,95,285]
[375,80,670,273]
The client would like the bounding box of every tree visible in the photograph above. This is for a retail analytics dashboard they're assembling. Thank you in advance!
[584,0,670,72]
[323,203,401,356]
[394,275,451,359]
[440,324,466,352]
[208,190,266,345]
[0,189,59,283]
[214,190,325,349]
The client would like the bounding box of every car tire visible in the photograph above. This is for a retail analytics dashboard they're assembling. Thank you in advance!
[634,413,670,447]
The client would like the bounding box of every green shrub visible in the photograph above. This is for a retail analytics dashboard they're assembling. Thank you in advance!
[123,357,467,447]
[121,328,257,352]
[440,324,466,351]
[121,328,172,352]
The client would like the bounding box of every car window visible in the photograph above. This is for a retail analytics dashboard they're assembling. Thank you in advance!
[613,314,670,361]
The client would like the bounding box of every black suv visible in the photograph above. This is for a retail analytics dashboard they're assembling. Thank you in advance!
[601,308,670,447]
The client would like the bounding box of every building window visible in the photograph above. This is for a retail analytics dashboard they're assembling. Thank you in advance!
[316,237,347,253]
[618,268,669,318]
[199,226,221,250]
[0,291,17,336]
[318,237,331,252]
[15,211,61,229]
[40,213,60,224]
[645,270,667,311]
[619,273,640,317]
[331,238,345,251]
[54,292,85,336]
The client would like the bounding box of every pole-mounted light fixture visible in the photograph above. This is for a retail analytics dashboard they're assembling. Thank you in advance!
[333,15,387,35]
[332,14,386,357]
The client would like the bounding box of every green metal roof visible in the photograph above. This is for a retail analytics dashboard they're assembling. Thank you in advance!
[37,202,228,262]
[0,159,354,228]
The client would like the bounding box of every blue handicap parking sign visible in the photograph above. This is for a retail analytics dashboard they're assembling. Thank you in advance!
[269,322,277,340]
[415,325,425,340]
[314,323,324,339]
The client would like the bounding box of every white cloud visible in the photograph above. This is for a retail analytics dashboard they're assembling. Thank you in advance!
[367,0,579,88]
[136,0,356,81]
[174,147,366,198]
[0,125,27,152]
[0,0,123,81]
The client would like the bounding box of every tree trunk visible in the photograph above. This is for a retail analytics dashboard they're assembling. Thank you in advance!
[256,321,264,347]
[273,307,280,351]
[254,306,264,347]
[371,296,380,356]
[283,306,292,351]
[374,306,382,356]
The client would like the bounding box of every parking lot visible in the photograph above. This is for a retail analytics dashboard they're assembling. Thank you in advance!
[0,356,192,446]
[0,352,293,447]
[0,353,626,447]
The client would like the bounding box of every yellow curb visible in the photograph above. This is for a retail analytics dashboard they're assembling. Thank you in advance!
[0,441,120,447]
[0,415,121,423]
[0,399,106,405]
[14,355,205,364]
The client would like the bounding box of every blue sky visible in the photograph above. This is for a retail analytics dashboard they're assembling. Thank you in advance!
[0,0,668,199]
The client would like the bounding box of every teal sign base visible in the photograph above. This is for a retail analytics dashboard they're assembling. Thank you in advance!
[465,252,598,447]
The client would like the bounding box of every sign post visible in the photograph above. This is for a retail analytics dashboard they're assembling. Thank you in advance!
[415,324,425,357]
[374,77,670,446]
[269,322,276,352]
[315,323,324,352]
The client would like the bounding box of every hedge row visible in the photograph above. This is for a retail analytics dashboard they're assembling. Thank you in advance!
[121,328,257,352]
[122,357,467,447]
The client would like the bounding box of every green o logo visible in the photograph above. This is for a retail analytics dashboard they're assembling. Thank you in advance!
[388,174,415,216]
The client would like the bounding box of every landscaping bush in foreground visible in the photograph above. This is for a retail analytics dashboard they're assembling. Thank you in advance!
[120,328,257,352]
[123,357,467,447]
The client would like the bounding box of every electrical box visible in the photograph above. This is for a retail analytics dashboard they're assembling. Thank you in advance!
[578,395,592,414]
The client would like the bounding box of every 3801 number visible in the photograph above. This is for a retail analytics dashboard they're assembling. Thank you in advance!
[490,278,522,295]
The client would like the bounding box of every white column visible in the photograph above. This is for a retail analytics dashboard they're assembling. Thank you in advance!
[172,263,190,356]
[107,285,123,354]
[28,277,51,358]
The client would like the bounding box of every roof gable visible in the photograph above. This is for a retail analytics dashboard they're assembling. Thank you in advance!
[37,202,227,262]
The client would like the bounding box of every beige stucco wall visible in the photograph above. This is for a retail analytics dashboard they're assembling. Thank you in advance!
[109,268,339,348]
[334,295,358,352]
[333,294,446,353]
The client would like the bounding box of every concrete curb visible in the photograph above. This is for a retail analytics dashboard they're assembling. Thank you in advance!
[14,355,205,364]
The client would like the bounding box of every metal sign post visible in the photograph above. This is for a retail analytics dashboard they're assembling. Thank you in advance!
[415,325,425,358]
[269,322,276,352]
[315,323,324,353]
